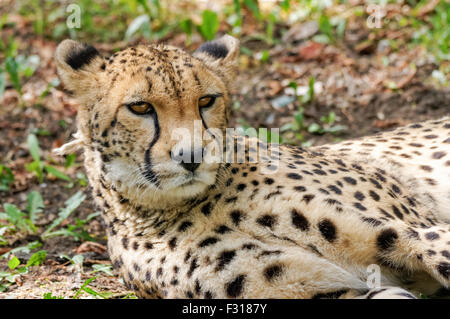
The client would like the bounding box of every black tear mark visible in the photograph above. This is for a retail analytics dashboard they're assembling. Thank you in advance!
[143,111,160,186]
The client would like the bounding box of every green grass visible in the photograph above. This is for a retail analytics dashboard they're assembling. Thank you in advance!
[0,250,46,292]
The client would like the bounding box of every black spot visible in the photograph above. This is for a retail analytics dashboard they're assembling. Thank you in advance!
[437,262,450,279]
[425,232,440,240]
[369,190,380,201]
[122,237,129,249]
[258,250,282,258]
[168,237,177,250]
[145,271,151,281]
[406,228,419,239]
[199,237,219,247]
[225,275,246,298]
[326,198,342,207]
[256,214,277,229]
[215,225,232,234]
[432,151,447,159]
[204,291,213,299]
[377,228,398,250]
[101,154,110,163]
[230,210,244,226]
[263,264,284,282]
[400,204,410,215]
[361,217,382,227]
[242,243,257,250]
[318,219,337,242]
[178,221,193,232]
[291,209,310,231]
[369,178,382,189]
[353,202,367,211]
[187,258,198,278]
[264,177,275,185]
[294,185,307,192]
[391,184,402,195]
[65,44,100,70]
[343,176,357,185]
[236,183,247,191]
[441,250,450,260]
[302,194,315,204]
[313,169,327,176]
[156,267,163,277]
[186,291,194,298]
[287,173,302,180]
[354,191,365,201]
[265,190,281,199]
[328,185,341,195]
[225,196,238,203]
[144,241,153,250]
[196,41,229,59]
[335,159,346,167]
[427,249,436,256]
[195,279,201,295]
[201,202,212,216]
[216,250,236,271]
[184,249,192,263]
[392,205,403,219]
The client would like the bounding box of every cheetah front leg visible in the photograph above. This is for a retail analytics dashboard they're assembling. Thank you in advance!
[183,240,372,299]
[376,222,450,289]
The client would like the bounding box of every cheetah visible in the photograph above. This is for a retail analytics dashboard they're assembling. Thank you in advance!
[53,35,450,299]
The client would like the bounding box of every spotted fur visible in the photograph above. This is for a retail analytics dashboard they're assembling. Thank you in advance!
[54,36,450,299]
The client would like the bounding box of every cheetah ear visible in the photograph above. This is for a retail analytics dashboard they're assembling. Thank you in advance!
[194,35,240,85]
[54,39,105,94]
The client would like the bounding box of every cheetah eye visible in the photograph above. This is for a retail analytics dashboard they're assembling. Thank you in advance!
[127,102,154,115]
[198,95,217,108]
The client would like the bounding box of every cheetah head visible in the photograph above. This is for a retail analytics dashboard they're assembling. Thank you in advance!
[54,36,239,202]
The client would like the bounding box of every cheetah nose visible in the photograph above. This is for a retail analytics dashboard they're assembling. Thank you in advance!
[171,147,203,172]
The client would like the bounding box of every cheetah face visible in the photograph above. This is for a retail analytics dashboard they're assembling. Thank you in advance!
[54,36,239,200]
